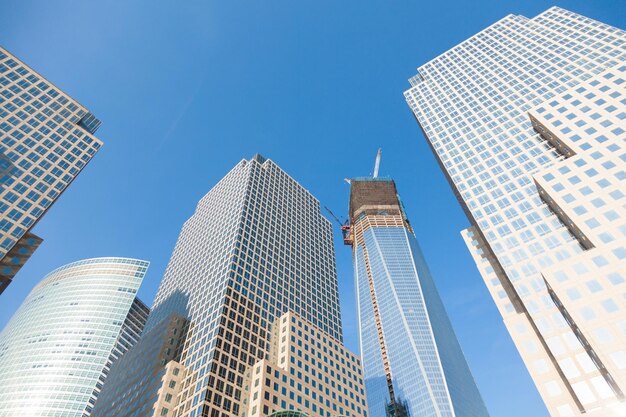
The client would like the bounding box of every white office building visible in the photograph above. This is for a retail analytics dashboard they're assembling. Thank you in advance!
[92,155,357,417]
[404,7,626,417]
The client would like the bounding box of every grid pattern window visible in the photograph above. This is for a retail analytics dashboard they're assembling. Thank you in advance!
[404,6,626,417]
[243,312,367,417]
[93,155,344,417]
[0,257,149,417]
[0,47,103,292]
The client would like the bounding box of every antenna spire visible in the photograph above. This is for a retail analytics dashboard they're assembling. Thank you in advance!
[373,148,381,178]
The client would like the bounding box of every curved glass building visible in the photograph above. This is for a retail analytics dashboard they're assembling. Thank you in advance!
[0,257,150,417]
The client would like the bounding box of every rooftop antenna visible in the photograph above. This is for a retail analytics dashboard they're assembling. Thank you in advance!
[373,148,381,178]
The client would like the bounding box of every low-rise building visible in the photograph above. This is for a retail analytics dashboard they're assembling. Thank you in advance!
[243,312,368,417]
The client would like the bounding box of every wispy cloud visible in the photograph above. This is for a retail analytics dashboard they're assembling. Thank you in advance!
[156,78,205,151]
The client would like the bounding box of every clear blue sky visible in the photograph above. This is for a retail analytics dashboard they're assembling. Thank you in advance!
[1,1,624,416]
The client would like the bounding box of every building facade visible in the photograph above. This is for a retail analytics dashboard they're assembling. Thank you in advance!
[93,312,189,417]
[404,7,626,417]
[87,293,150,415]
[346,178,489,417]
[0,47,103,293]
[93,155,357,417]
[243,312,367,417]
[0,257,150,417]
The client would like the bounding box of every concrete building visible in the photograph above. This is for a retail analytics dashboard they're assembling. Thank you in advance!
[346,177,489,417]
[0,257,150,417]
[404,7,626,417]
[243,311,367,417]
[0,47,103,293]
[92,155,361,417]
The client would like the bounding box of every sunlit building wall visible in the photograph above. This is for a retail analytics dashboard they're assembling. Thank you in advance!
[404,6,626,417]
[93,155,351,417]
[0,47,103,293]
[243,311,367,417]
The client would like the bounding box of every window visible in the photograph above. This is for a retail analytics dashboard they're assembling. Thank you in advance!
[592,255,608,267]
[545,381,561,397]
[599,232,615,243]
[572,382,595,405]
[558,358,580,379]
[610,351,626,370]
[534,359,549,374]
[566,288,582,300]
[601,299,618,313]
[607,272,624,285]
[613,247,626,260]
[594,328,613,344]
[586,280,603,293]
[580,307,596,320]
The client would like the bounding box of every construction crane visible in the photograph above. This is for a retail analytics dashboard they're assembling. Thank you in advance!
[324,206,352,245]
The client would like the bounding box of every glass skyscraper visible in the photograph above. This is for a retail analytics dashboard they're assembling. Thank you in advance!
[0,257,150,417]
[404,7,626,417]
[0,47,103,293]
[346,178,489,417]
[93,155,364,417]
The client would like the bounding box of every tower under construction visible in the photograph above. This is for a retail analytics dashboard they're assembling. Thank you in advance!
[346,163,489,417]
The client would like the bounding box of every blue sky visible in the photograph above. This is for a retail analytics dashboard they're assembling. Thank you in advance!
[1,1,624,416]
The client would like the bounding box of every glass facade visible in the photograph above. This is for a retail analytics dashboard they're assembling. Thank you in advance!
[93,155,350,417]
[404,6,626,417]
[0,47,103,293]
[0,257,149,417]
[267,411,310,417]
[348,178,488,417]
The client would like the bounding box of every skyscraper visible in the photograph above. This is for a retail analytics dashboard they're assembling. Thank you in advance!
[404,7,626,417]
[93,155,365,417]
[346,176,489,417]
[0,47,103,293]
[0,257,150,417]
